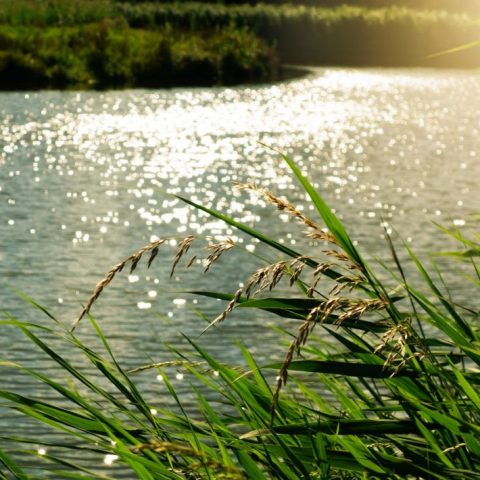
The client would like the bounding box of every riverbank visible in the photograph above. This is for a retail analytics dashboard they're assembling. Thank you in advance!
[0,0,479,89]
[0,23,278,90]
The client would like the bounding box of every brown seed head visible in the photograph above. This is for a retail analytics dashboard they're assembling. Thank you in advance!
[72,238,166,331]
[204,237,235,273]
[235,182,334,241]
[170,235,196,278]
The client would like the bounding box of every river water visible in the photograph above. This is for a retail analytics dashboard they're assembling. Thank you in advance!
[0,68,479,472]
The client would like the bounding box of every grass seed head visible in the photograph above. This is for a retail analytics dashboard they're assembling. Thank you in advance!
[131,441,245,479]
[72,238,166,331]
[204,237,235,272]
[207,288,243,330]
[235,182,336,241]
[170,235,196,278]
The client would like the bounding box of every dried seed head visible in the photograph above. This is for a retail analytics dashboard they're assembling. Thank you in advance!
[324,250,351,263]
[288,256,309,286]
[72,238,166,331]
[147,246,160,268]
[329,275,362,297]
[313,262,334,276]
[170,235,196,278]
[244,257,312,298]
[270,262,287,289]
[204,288,243,332]
[336,297,389,326]
[204,237,235,273]
[235,182,335,242]
[306,276,321,297]
[374,317,426,373]
[127,360,202,374]
[131,441,245,479]
[272,294,385,414]
[307,229,337,244]
[186,255,197,268]
[271,302,332,417]
[244,262,287,297]
[324,249,362,271]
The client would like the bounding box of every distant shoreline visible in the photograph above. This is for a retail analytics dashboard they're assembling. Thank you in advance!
[0,2,479,90]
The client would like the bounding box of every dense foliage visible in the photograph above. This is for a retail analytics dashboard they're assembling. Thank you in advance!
[0,1,279,88]
[0,20,277,89]
[1,154,480,479]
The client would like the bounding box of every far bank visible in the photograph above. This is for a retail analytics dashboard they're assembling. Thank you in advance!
[0,1,479,90]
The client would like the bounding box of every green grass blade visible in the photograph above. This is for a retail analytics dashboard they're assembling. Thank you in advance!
[0,448,28,480]
[279,152,363,266]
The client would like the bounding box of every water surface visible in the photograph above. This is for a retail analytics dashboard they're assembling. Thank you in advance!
[0,67,479,470]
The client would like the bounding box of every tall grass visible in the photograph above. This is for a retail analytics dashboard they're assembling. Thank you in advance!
[119,3,480,67]
[1,153,480,478]
[115,0,480,14]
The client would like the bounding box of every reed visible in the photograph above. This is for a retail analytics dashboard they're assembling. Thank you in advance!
[1,153,479,479]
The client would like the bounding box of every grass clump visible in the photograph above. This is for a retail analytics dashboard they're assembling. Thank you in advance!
[1,153,480,478]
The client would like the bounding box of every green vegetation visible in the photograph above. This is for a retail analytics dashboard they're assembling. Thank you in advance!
[1,154,480,478]
[0,0,478,89]
[0,20,277,89]
[0,1,279,89]
[115,0,480,13]
[118,3,480,67]
[0,0,116,26]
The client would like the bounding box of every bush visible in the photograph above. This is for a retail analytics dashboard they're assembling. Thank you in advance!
[0,51,49,89]
[134,39,174,87]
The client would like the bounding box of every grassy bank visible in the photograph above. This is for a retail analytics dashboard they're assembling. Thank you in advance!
[0,0,478,88]
[3,0,478,26]
[1,154,480,478]
[0,21,277,89]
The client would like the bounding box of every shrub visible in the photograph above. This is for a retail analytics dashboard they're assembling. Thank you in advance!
[0,22,278,89]
[134,38,174,87]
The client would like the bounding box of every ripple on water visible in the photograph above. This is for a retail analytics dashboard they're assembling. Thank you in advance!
[0,69,479,468]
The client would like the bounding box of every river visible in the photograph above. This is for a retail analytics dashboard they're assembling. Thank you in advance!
[0,67,479,473]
